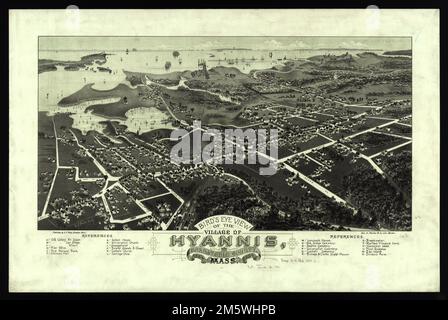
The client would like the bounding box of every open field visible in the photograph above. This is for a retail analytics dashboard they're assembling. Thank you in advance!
[286,155,321,176]
[285,116,317,127]
[285,134,331,154]
[344,131,409,157]
[159,86,250,126]
[58,139,103,178]
[50,168,104,199]
[376,123,412,138]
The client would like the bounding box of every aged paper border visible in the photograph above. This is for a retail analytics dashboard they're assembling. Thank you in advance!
[9,9,439,292]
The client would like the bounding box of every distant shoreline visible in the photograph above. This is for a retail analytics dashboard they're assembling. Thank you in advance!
[382,49,412,56]
[39,48,386,53]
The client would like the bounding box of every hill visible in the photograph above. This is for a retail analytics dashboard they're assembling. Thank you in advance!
[383,49,412,56]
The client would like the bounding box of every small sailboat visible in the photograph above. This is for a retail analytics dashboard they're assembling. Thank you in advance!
[165,61,172,71]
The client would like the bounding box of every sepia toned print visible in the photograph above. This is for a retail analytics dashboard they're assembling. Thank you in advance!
[38,36,412,232]
[10,9,439,292]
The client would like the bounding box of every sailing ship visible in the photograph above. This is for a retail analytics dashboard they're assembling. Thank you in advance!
[165,61,172,70]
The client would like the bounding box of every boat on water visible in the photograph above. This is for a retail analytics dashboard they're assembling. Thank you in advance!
[165,61,172,70]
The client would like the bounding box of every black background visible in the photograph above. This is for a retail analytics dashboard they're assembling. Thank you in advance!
[0,0,446,315]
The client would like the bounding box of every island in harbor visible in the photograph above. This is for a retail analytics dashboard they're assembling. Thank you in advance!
[383,49,412,56]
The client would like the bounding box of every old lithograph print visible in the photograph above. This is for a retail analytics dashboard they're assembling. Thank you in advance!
[10,9,439,292]
[38,37,412,232]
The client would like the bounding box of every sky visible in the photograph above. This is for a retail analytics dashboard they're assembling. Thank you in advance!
[39,36,411,51]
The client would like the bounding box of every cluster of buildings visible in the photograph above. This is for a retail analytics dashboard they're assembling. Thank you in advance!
[160,163,222,185]
[90,147,135,177]
[113,143,170,173]
[48,185,106,226]
[104,186,140,220]
[120,172,160,200]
